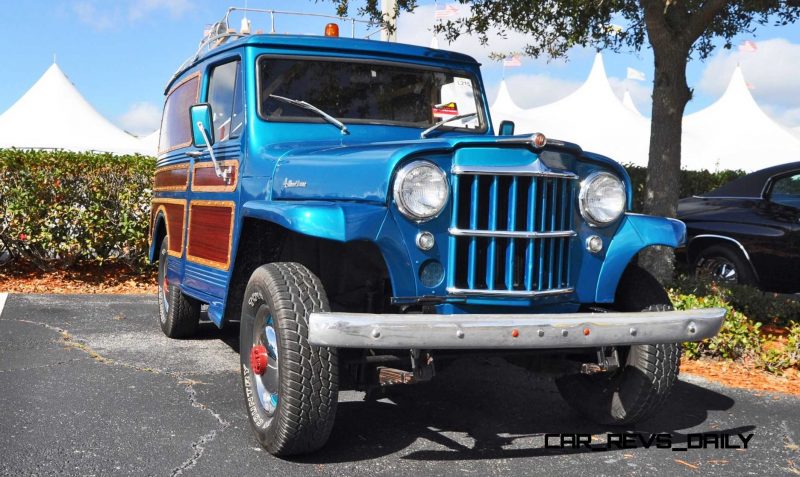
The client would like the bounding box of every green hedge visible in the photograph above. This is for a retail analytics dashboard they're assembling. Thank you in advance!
[0,149,155,271]
[671,284,800,374]
[624,165,746,213]
[0,153,753,270]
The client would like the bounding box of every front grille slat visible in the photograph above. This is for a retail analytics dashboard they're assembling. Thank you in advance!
[449,168,577,298]
[504,177,518,290]
[566,180,575,287]
[467,176,480,289]
[524,177,537,291]
[537,178,547,291]
[486,176,499,290]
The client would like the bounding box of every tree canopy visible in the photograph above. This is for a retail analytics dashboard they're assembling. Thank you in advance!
[334,1,799,63]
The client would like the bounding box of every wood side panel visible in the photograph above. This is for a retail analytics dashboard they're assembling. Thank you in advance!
[191,160,239,192]
[154,164,190,191]
[151,199,186,257]
[187,201,235,270]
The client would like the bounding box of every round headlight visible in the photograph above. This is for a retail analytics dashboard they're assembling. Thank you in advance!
[579,172,626,226]
[393,161,449,221]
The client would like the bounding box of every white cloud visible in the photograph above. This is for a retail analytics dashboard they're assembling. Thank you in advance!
[396,4,567,67]
[488,74,581,108]
[698,38,800,127]
[71,0,193,28]
[128,0,191,22]
[761,105,800,129]
[72,1,115,31]
[118,102,161,136]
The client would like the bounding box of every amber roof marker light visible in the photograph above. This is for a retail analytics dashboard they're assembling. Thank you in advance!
[325,23,340,37]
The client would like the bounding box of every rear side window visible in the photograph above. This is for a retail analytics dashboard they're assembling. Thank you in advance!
[159,74,200,154]
[207,60,243,142]
[770,173,800,209]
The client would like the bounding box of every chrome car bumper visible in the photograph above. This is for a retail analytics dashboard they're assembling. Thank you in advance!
[308,308,726,349]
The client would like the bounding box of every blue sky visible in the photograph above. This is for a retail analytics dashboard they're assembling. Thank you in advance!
[1,1,799,135]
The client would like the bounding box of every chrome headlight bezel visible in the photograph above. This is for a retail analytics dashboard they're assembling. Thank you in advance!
[579,171,626,227]
[393,161,450,222]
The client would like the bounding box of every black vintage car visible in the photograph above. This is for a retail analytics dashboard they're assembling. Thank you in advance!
[678,161,800,293]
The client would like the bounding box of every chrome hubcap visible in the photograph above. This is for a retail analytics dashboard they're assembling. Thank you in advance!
[699,257,738,283]
[252,314,279,416]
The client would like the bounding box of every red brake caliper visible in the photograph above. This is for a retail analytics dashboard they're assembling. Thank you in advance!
[250,345,268,375]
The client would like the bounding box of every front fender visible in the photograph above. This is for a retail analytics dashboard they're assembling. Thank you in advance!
[241,200,388,242]
[595,214,686,302]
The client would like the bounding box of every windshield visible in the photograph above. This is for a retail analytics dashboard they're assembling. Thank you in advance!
[257,56,486,132]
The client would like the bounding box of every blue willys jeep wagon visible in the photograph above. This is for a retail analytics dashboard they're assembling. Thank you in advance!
[149,8,725,456]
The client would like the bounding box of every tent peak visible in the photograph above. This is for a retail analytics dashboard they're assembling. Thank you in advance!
[622,89,644,118]
[491,79,524,114]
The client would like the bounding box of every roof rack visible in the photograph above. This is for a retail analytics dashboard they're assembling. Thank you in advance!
[167,7,385,91]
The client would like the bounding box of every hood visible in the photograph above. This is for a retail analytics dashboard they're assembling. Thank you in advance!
[271,134,623,204]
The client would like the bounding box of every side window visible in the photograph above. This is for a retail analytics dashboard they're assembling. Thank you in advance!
[208,60,243,142]
[159,74,200,153]
[770,173,800,209]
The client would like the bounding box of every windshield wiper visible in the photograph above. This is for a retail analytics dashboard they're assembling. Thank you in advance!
[269,94,349,135]
[420,112,478,139]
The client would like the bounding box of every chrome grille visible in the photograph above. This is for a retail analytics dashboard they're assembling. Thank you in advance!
[447,168,578,297]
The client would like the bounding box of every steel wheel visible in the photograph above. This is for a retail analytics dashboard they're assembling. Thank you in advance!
[249,311,280,419]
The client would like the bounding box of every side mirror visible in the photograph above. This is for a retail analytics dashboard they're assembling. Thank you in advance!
[499,120,515,136]
[190,103,215,148]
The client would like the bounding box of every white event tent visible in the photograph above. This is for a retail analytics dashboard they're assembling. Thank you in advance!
[622,90,644,118]
[138,129,160,157]
[682,66,800,171]
[0,63,151,155]
[491,54,652,167]
[492,54,800,172]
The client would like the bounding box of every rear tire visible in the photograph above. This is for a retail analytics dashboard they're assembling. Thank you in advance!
[556,265,680,425]
[240,262,338,456]
[156,237,200,338]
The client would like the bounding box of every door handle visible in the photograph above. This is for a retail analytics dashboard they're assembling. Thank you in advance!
[186,151,203,158]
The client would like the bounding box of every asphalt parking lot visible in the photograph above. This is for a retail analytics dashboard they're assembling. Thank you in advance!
[1,294,798,476]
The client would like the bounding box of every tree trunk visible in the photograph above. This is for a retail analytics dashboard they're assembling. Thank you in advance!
[639,43,692,284]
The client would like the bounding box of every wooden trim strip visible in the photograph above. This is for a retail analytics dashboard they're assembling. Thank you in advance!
[151,198,187,258]
[191,159,239,192]
[186,200,236,270]
[154,163,190,192]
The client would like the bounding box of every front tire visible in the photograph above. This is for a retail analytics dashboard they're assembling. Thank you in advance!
[156,237,200,338]
[556,265,680,425]
[240,262,338,456]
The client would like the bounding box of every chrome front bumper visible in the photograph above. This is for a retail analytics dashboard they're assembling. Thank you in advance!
[308,308,726,349]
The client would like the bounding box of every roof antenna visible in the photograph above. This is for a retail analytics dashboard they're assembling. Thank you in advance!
[240,0,251,34]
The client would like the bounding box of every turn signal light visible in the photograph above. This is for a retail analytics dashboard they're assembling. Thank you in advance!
[532,132,547,148]
[325,23,339,37]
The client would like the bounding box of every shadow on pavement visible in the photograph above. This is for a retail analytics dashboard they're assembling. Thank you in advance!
[294,357,752,464]
[190,319,751,464]
[188,316,240,352]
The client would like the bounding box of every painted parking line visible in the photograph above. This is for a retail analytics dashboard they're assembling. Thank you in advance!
[0,293,6,318]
